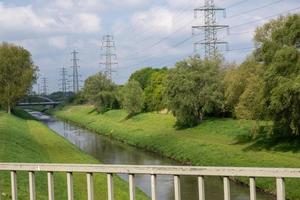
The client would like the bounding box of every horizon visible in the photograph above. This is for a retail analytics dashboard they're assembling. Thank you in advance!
[0,0,299,93]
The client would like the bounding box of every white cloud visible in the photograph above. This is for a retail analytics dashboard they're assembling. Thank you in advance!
[53,0,105,12]
[110,0,150,7]
[131,7,175,35]
[0,3,55,38]
[77,13,101,33]
[0,2,102,41]
[48,36,67,49]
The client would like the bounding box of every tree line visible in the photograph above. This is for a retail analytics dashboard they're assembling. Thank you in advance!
[81,14,300,137]
[0,14,298,137]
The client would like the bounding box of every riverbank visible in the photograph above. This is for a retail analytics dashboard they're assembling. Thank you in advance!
[0,110,148,199]
[55,105,300,199]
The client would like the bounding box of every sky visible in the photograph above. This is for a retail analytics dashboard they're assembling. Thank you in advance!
[0,0,299,93]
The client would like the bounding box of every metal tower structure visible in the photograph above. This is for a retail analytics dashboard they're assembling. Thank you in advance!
[192,0,229,58]
[71,50,80,93]
[100,35,118,80]
[41,77,48,96]
[60,67,68,95]
[37,83,40,95]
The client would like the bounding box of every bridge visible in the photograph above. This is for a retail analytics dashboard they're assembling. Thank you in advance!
[17,96,61,107]
[1,163,298,200]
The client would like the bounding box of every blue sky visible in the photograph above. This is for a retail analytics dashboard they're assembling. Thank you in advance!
[0,0,299,93]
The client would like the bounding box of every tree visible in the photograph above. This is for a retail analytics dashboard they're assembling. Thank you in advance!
[129,67,160,89]
[83,73,117,113]
[0,43,37,114]
[254,14,300,64]
[223,57,265,119]
[165,56,224,128]
[253,14,300,136]
[263,47,300,136]
[120,80,144,116]
[144,68,168,111]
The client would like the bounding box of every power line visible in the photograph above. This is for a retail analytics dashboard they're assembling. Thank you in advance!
[227,0,283,19]
[226,0,249,9]
[230,6,300,29]
[119,0,249,61]
[120,3,300,70]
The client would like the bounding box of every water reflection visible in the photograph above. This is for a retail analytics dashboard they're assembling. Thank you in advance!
[30,111,274,200]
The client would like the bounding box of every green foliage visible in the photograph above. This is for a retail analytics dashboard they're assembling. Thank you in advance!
[223,58,265,119]
[129,67,160,89]
[264,47,300,135]
[0,42,37,114]
[144,68,168,111]
[67,91,87,105]
[254,14,300,64]
[253,14,300,136]
[83,73,118,113]
[165,56,224,127]
[120,80,144,116]
[0,111,148,200]
[56,105,300,200]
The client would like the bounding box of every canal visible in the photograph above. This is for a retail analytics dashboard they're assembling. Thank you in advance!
[28,110,273,200]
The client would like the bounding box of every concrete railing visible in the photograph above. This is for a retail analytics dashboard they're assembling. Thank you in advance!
[0,163,300,200]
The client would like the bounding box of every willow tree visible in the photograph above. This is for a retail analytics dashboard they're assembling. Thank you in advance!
[165,56,224,128]
[254,14,300,136]
[0,43,37,114]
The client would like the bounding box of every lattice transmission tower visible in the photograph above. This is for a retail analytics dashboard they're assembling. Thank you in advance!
[100,35,118,80]
[192,0,229,58]
[60,67,68,95]
[71,50,80,93]
[41,77,48,96]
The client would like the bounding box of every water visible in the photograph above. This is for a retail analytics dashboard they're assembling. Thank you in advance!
[28,110,274,200]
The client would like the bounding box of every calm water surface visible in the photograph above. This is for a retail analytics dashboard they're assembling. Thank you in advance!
[28,110,274,200]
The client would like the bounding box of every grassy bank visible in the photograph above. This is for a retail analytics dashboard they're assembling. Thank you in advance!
[0,110,148,200]
[55,105,300,200]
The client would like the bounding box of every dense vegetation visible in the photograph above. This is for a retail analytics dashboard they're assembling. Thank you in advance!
[0,43,37,114]
[55,105,300,199]
[0,110,148,199]
[81,14,300,137]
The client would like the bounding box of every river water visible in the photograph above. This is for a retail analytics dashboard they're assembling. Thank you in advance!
[28,110,273,200]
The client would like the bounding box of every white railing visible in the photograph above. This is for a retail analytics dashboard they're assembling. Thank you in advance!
[1,163,300,200]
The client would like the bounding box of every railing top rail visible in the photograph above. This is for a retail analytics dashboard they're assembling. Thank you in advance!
[0,163,300,178]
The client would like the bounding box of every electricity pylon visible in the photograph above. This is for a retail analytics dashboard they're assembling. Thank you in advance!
[60,67,68,95]
[100,35,118,80]
[71,50,80,93]
[41,77,48,96]
[192,0,229,58]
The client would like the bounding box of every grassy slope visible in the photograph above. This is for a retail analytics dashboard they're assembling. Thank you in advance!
[55,105,300,200]
[0,110,148,200]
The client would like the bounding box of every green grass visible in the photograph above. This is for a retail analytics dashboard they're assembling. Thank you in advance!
[0,110,148,200]
[55,105,300,200]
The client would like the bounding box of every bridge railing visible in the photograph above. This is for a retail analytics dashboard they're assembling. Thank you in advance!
[0,163,300,200]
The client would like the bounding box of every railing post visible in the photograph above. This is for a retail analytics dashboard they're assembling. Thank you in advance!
[276,177,285,200]
[223,177,230,200]
[174,175,181,200]
[67,172,73,200]
[129,174,135,200]
[86,173,94,200]
[107,173,114,200]
[47,172,54,200]
[11,171,17,200]
[249,177,256,200]
[151,174,157,200]
[29,171,36,200]
[198,176,205,200]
